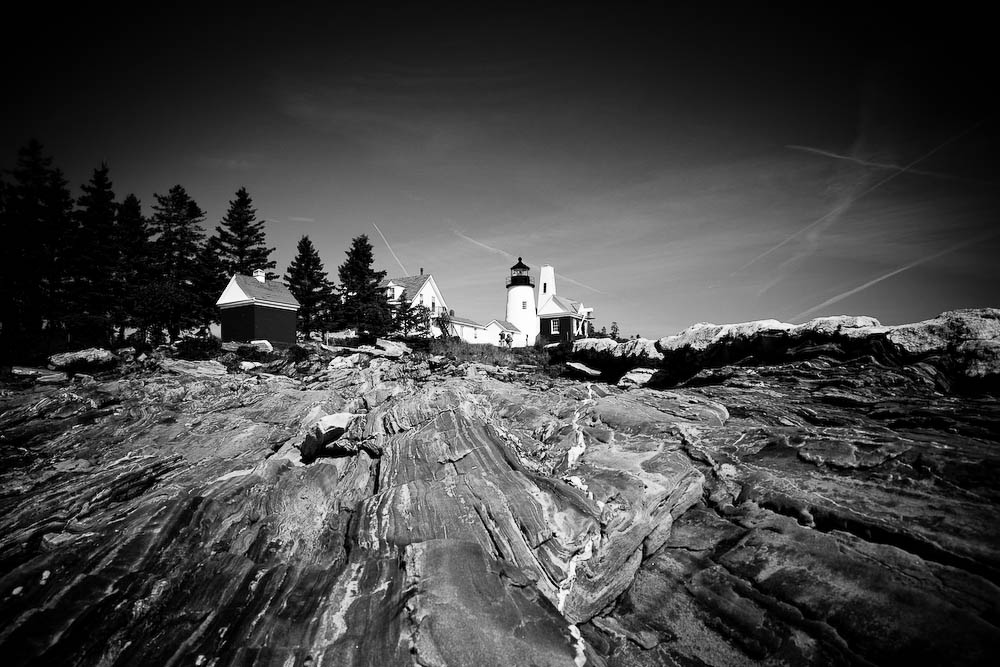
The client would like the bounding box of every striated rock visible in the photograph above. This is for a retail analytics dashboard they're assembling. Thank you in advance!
[299,412,361,461]
[574,308,1000,391]
[1,327,998,666]
[617,367,656,389]
[47,347,118,373]
[566,361,602,377]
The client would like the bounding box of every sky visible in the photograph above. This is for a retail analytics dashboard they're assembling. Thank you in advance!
[3,4,997,336]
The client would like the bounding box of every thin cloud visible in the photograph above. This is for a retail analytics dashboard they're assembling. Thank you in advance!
[198,156,256,170]
[738,122,983,274]
[287,216,316,223]
[785,145,968,181]
[791,230,999,322]
[452,229,606,295]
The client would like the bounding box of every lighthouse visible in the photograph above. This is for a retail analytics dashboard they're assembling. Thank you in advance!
[505,257,539,345]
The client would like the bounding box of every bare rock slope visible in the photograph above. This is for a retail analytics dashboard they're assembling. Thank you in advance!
[2,312,999,666]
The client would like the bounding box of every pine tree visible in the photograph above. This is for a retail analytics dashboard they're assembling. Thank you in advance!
[394,290,417,335]
[411,304,431,337]
[215,187,275,277]
[284,235,331,337]
[146,185,206,340]
[610,321,620,340]
[71,163,118,345]
[336,234,391,343]
[0,140,75,362]
[110,194,151,342]
[194,235,228,330]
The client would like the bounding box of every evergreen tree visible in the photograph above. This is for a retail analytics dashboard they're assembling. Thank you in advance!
[412,304,431,337]
[71,163,118,345]
[610,321,620,340]
[193,235,228,330]
[393,290,417,335]
[110,194,152,342]
[214,186,275,277]
[0,140,75,362]
[284,235,331,337]
[146,185,206,340]
[336,234,391,343]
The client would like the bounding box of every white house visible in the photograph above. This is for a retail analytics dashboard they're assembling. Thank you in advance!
[535,264,594,344]
[448,314,489,343]
[485,319,528,347]
[379,269,449,336]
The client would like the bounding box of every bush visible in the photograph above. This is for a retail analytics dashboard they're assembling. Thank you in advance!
[174,335,222,360]
[236,345,270,362]
[286,344,311,363]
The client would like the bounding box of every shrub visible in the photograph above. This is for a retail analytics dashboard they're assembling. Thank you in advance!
[174,335,222,360]
[286,344,311,363]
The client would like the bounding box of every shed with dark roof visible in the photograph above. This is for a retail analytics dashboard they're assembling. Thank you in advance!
[216,270,300,345]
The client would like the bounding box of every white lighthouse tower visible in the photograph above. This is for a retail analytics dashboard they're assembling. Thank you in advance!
[505,257,539,345]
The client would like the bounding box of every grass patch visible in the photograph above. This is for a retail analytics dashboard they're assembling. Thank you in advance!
[428,338,551,369]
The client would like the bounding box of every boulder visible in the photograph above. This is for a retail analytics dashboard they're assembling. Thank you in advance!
[565,361,602,377]
[159,359,228,377]
[617,367,656,389]
[47,348,118,373]
[299,413,361,461]
[249,339,274,353]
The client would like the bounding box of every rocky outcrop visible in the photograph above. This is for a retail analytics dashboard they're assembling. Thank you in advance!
[1,329,998,665]
[46,347,119,373]
[573,309,1000,391]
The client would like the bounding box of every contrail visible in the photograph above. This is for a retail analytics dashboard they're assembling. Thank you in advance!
[372,223,408,275]
[453,230,515,260]
[738,122,983,274]
[790,230,998,322]
[786,145,962,180]
[452,229,607,295]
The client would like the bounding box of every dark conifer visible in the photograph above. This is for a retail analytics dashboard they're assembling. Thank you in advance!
[284,235,331,337]
[394,290,417,335]
[72,163,118,345]
[0,140,75,361]
[336,234,391,343]
[215,187,275,277]
[146,185,206,340]
[110,194,151,342]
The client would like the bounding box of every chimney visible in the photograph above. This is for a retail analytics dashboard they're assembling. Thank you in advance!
[420,267,424,275]
[253,269,266,283]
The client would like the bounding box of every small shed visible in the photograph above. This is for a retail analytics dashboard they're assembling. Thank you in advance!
[216,270,300,345]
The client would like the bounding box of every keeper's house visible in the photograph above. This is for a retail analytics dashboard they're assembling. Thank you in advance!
[216,269,300,345]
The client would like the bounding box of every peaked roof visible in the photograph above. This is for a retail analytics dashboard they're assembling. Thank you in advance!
[539,294,585,317]
[489,319,522,332]
[510,257,530,270]
[229,275,299,307]
[379,274,431,296]
[449,314,485,328]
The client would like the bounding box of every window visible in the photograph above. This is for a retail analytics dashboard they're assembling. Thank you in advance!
[522,301,527,309]
[551,319,560,334]
[543,283,547,294]
[431,298,436,313]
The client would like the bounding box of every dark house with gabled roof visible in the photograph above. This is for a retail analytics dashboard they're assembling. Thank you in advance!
[216,270,300,345]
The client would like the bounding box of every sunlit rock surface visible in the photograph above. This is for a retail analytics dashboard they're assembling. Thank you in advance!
[2,315,999,666]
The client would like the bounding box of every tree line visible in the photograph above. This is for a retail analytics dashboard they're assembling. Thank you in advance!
[285,234,440,342]
[0,140,400,365]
